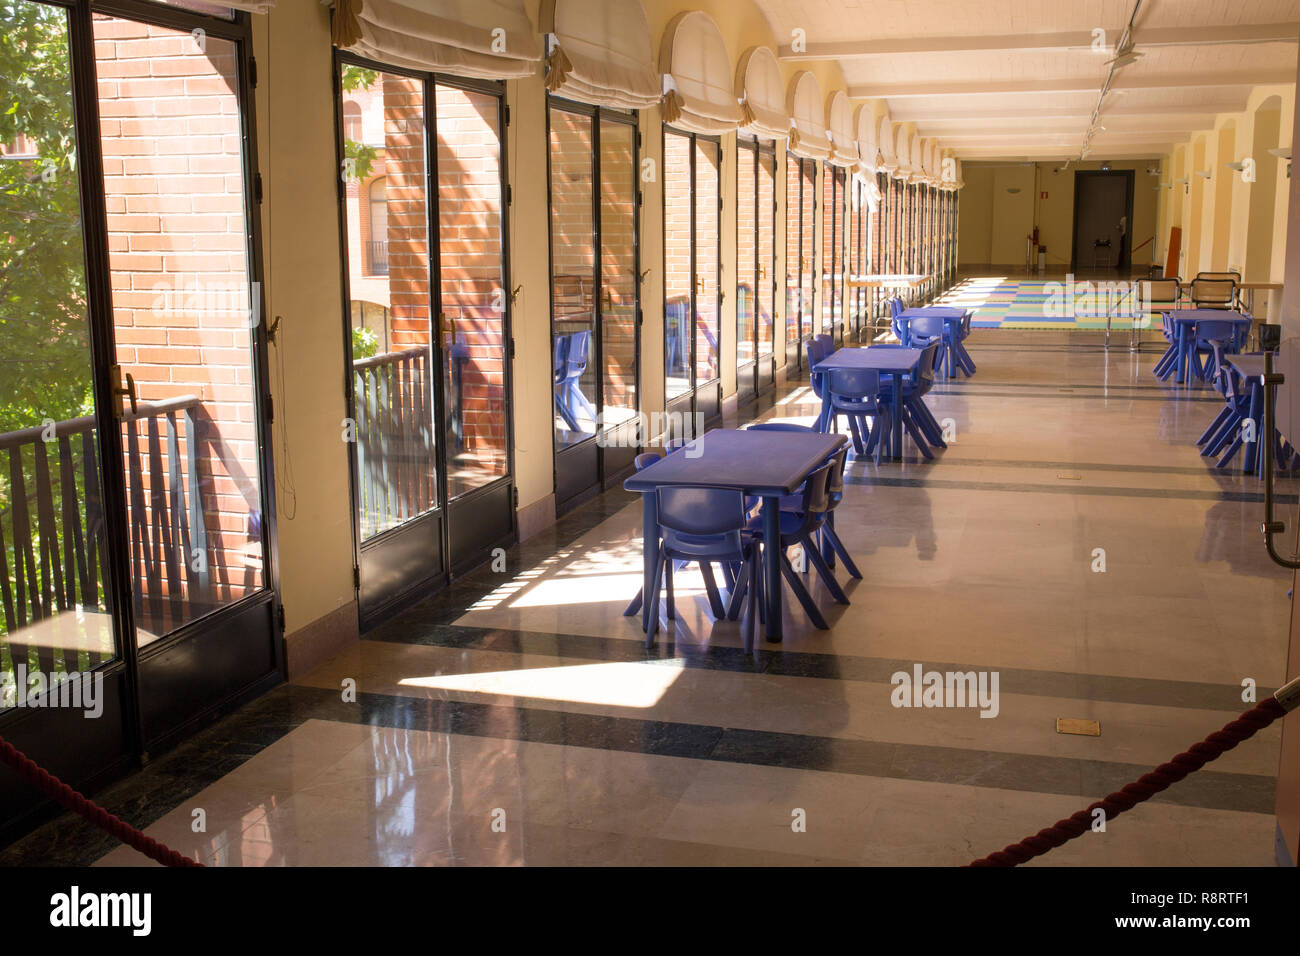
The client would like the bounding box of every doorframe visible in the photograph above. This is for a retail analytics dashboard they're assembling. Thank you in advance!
[1070,169,1136,271]
[1,0,282,841]
[545,96,642,513]
[662,125,723,432]
[331,51,517,626]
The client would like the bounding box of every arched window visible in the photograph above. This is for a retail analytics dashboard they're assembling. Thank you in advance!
[366,178,387,275]
[343,101,363,142]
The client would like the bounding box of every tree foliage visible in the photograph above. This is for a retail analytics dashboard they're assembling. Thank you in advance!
[0,0,94,435]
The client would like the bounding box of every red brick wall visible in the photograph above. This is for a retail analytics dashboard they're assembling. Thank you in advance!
[94,15,261,628]
[434,83,507,491]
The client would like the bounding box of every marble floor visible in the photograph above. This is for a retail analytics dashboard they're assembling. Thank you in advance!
[2,329,1293,866]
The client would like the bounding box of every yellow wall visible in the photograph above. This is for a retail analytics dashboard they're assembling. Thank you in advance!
[252,2,355,642]
[1153,83,1294,315]
[958,159,1159,269]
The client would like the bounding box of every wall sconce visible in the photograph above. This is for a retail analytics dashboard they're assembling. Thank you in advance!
[1194,170,1211,179]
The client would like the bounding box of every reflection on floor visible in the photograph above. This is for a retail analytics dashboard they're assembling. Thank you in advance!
[2,329,1293,867]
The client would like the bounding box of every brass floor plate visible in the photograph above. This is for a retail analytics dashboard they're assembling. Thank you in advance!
[1056,473,1082,480]
[1056,717,1101,736]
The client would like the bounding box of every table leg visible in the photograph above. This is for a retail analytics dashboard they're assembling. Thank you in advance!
[891,375,903,459]
[1176,325,1187,384]
[1245,380,1263,476]
[761,494,782,641]
[640,492,659,634]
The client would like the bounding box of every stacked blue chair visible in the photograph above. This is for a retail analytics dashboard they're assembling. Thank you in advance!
[649,486,763,650]
[826,367,886,461]
[1153,310,1180,379]
[1191,319,1242,382]
[817,445,861,582]
[874,343,944,460]
[805,336,831,429]
[742,461,840,630]
[1202,361,1250,467]
[888,296,905,340]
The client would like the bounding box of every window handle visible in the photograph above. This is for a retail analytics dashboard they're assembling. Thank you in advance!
[111,365,138,419]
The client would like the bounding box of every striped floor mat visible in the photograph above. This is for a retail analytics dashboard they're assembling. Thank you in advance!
[934,277,1156,330]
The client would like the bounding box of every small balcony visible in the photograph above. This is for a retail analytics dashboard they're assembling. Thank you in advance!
[365,239,389,276]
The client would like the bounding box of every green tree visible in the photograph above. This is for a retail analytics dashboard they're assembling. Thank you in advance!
[0,0,94,435]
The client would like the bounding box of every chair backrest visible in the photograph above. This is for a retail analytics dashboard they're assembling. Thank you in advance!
[805,337,829,367]
[566,329,591,368]
[918,342,941,388]
[827,366,882,399]
[824,446,848,503]
[1197,270,1241,282]
[815,333,834,354]
[634,452,661,471]
[888,296,904,319]
[656,486,747,557]
[1190,277,1237,308]
[748,422,815,433]
[794,461,833,518]
[1139,278,1180,306]
[909,314,945,339]
[1194,319,1241,343]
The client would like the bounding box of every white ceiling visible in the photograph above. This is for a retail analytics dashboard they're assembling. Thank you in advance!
[753,0,1300,161]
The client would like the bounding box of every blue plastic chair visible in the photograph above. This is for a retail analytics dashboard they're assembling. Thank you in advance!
[1191,319,1242,382]
[806,337,831,425]
[816,445,861,582]
[649,486,763,650]
[553,335,579,430]
[826,367,887,462]
[561,330,596,420]
[743,461,839,629]
[877,342,941,460]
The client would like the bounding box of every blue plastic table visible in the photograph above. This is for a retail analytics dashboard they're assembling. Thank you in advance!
[624,428,846,641]
[1161,311,1252,384]
[813,347,925,460]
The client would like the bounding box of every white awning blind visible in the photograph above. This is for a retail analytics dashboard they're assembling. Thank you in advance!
[659,11,743,134]
[786,71,831,160]
[540,0,659,109]
[910,136,925,183]
[876,116,897,173]
[893,126,913,180]
[854,105,878,177]
[735,46,786,141]
[331,0,541,80]
[226,1,274,11]
[825,90,858,167]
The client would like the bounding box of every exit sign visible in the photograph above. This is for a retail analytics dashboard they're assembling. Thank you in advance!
[1041,191,1049,198]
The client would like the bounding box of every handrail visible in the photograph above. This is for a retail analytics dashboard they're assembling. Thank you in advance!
[0,394,200,451]
[351,345,429,371]
[1260,349,1300,569]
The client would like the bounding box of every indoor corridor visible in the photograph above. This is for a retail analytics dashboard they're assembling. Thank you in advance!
[3,329,1289,867]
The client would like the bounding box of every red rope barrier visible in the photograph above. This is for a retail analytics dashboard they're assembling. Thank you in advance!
[0,735,203,868]
[970,690,1295,867]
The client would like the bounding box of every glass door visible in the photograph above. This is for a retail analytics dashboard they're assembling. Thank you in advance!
[3,0,280,835]
[663,127,720,434]
[785,152,816,370]
[736,136,776,399]
[547,101,640,510]
[0,0,128,833]
[337,61,515,624]
[435,81,513,566]
[822,163,845,346]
